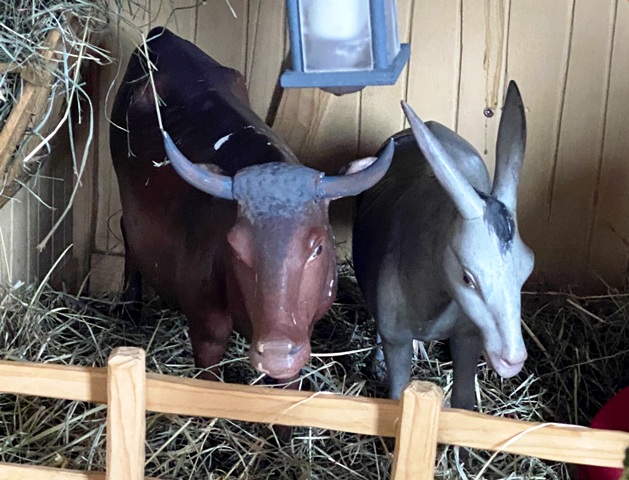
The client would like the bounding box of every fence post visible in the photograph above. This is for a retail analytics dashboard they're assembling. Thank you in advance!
[391,381,444,480]
[106,347,146,480]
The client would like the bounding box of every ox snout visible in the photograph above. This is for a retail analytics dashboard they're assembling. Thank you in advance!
[249,339,311,380]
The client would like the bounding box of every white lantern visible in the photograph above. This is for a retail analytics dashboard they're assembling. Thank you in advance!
[281,0,410,94]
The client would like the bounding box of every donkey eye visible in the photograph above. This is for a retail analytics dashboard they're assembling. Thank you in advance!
[462,270,476,289]
[309,244,323,260]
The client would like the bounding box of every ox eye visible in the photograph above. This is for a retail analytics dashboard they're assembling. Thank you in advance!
[309,243,323,261]
[462,269,476,289]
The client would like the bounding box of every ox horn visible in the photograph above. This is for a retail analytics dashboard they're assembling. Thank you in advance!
[163,131,234,200]
[317,139,394,200]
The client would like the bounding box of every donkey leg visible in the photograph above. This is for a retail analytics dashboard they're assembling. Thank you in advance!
[380,331,414,400]
[449,330,482,411]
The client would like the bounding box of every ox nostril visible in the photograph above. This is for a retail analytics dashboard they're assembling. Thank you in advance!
[253,340,299,356]
[289,343,304,356]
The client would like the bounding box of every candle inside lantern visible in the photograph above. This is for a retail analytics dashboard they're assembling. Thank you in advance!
[299,0,373,72]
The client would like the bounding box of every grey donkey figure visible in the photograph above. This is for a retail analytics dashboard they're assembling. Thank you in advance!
[352,81,534,409]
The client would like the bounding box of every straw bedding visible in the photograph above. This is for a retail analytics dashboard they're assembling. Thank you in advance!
[2,2,629,479]
[1,263,627,479]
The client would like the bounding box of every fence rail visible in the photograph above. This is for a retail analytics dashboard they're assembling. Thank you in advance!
[0,349,627,479]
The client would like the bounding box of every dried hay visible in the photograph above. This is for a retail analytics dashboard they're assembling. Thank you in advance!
[0,0,114,251]
[0,0,111,152]
[1,263,628,479]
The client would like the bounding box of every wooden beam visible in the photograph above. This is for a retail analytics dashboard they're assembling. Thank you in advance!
[145,371,399,437]
[70,60,100,292]
[0,359,627,468]
[391,381,443,479]
[0,463,107,480]
[0,462,158,480]
[439,408,629,468]
[106,348,146,480]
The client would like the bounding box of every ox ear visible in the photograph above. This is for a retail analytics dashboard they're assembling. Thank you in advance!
[341,157,378,176]
[163,132,234,200]
[402,101,484,220]
[491,81,526,213]
[317,140,394,200]
[227,222,254,268]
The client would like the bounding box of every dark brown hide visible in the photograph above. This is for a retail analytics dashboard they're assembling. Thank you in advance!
[111,27,337,380]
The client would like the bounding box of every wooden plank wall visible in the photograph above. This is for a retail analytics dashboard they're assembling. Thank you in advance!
[92,0,629,293]
[0,139,74,289]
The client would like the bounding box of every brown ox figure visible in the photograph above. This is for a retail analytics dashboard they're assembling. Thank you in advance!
[110,27,393,383]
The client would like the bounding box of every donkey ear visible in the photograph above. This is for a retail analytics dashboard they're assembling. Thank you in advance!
[402,101,484,220]
[491,81,526,213]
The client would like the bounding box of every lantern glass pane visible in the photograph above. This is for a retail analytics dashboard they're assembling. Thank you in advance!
[298,0,374,72]
[384,0,401,63]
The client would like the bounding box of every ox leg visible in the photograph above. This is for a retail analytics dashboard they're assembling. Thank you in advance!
[119,217,143,325]
[380,332,414,400]
[265,373,300,443]
[449,329,482,411]
[187,311,233,381]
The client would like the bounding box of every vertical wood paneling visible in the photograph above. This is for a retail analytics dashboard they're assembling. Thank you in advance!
[456,0,508,176]
[505,0,574,287]
[589,0,629,288]
[545,0,617,288]
[94,14,143,256]
[26,174,38,281]
[11,187,29,282]
[94,92,123,255]
[195,0,248,71]
[84,0,629,293]
[405,0,461,128]
[273,85,362,174]
[358,0,413,157]
[149,0,197,42]
[0,200,10,286]
[246,1,286,119]
[72,65,100,291]
[51,142,68,271]
[37,162,54,280]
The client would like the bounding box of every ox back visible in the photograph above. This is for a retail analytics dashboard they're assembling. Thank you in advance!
[110,27,394,382]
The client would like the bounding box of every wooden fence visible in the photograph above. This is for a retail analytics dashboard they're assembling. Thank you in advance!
[0,347,627,479]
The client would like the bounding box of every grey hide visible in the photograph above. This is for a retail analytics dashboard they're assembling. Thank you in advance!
[352,81,535,409]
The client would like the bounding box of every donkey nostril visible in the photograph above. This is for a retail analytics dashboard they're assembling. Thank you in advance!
[256,341,265,355]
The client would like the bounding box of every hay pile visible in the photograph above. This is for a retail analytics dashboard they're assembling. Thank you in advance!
[1,264,628,479]
[0,0,111,137]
